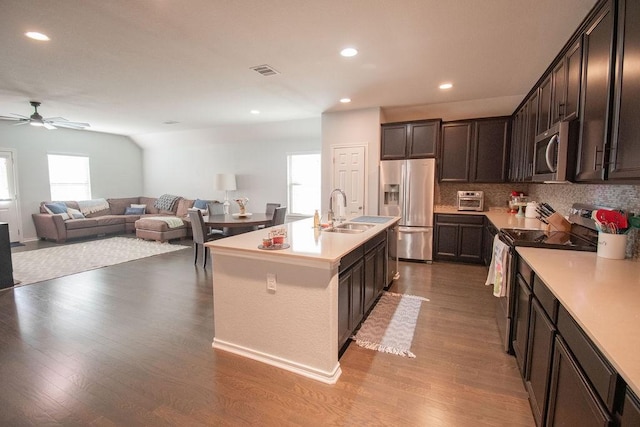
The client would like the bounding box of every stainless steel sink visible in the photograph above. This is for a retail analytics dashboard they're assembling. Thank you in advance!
[335,223,375,231]
[322,222,375,233]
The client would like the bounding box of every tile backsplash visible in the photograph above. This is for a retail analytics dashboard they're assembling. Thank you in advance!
[437,182,640,259]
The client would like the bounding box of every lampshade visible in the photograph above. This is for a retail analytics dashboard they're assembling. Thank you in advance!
[214,173,237,191]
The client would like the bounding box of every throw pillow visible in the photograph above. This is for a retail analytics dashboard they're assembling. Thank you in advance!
[124,207,145,215]
[44,202,70,220]
[67,207,85,219]
[193,199,208,209]
[130,203,147,214]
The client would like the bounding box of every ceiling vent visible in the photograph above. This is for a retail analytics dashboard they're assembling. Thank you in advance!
[250,64,280,76]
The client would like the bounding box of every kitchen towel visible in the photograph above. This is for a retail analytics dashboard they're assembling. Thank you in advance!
[485,234,509,297]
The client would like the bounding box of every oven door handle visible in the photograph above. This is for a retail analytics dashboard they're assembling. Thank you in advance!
[545,134,558,173]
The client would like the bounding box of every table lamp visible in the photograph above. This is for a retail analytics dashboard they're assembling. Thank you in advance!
[214,173,237,214]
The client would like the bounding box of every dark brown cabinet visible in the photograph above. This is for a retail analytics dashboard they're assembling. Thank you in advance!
[546,337,613,427]
[512,274,532,375]
[525,298,556,426]
[439,122,472,182]
[575,0,615,182]
[609,0,640,181]
[538,74,553,133]
[509,93,538,182]
[434,214,484,264]
[0,223,13,289]
[363,232,386,314]
[482,219,498,267]
[381,120,440,160]
[617,388,640,426]
[551,39,582,126]
[440,117,510,183]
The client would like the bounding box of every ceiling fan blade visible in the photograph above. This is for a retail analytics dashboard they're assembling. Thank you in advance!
[0,115,25,121]
[13,121,30,126]
[48,119,90,129]
[9,113,30,119]
[43,123,57,130]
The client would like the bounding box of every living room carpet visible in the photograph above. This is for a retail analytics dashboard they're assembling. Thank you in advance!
[11,237,187,287]
[351,291,429,358]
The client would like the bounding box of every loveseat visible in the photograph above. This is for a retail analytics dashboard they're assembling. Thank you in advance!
[32,196,202,243]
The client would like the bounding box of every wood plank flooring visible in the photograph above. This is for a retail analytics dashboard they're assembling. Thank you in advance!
[1,238,534,426]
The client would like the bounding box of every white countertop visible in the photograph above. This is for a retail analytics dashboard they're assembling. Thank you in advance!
[435,206,548,231]
[207,216,400,264]
[517,247,640,397]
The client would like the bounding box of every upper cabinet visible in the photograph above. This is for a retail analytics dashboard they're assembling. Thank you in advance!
[609,0,640,181]
[381,120,441,160]
[575,0,615,182]
[440,117,510,183]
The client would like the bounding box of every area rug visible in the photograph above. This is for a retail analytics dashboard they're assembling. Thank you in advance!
[11,237,187,287]
[351,291,429,358]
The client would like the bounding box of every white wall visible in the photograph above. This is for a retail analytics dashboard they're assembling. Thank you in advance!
[321,108,382,216]
[0,122,143,240]
[133,118,321,214]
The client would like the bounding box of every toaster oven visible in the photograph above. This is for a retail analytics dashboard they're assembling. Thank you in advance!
[457,191,484,211]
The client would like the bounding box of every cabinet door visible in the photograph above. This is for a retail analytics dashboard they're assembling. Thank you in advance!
[363,250,377,313]
[512,274,532,376]
[609,0,640,180]
[524,91,539,180]
[509,105,525,182]
[471,118,510,183]
[408,121,439,158]
[565,39,582,121]
[434,222,459,261]
[440,122,472,182]
[538,74,553,133]
[547,337,613,427]
[350,260,364,330]
[525,298,556,426]
[457,223,483,264]
[374,242,386,296]
[338,272,352,351]
[381,124,407,160]
[551,60,567,125]
[575,0,615,182]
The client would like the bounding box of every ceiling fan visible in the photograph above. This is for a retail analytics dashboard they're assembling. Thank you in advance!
[0,101,90,130]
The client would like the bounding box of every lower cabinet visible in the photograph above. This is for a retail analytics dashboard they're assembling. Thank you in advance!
[546,337,613,427]
[617,388,640,426]
[338,231,387,354]
[482,218,498,267]
[516,256,622,426]
[434,214,484,264]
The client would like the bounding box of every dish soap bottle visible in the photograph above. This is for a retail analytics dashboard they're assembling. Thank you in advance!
[313,209,320,229]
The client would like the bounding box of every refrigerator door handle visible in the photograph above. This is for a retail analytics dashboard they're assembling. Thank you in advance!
[400,162,406,224]
[404,163,411,219]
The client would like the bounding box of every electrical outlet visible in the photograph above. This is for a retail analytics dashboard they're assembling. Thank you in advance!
[266,273,276,291]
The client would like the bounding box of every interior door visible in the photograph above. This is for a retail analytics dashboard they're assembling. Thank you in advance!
[0,150,21,242]
[332,146,366,218]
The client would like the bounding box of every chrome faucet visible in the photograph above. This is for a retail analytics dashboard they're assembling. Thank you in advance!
[327,188,347,225]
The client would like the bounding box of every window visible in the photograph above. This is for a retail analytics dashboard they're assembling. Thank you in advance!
[287,152,321,216]
[47,154,91,200]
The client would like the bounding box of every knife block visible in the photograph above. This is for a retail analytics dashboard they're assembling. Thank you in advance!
[546,213,572,232]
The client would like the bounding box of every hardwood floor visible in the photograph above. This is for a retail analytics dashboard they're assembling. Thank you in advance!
[1,238,534,426]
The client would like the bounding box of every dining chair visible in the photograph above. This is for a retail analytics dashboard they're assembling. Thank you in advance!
[188,209,223,268]
[258,203,281,229]
[272,206,287,226]
[207,201,227,235]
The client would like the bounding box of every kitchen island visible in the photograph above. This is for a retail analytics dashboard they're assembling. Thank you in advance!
[206,216,399,384]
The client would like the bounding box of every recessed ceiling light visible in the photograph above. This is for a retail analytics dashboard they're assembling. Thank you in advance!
[25,31,50,41]
[340,47,358,57]
[439,83,453,90]
[250,110,260,115]
[340,98,351,103]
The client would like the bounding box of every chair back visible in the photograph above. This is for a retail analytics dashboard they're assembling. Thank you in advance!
[272,206,287,225]
[208,202,225,216]
[188,209,207,244]
[265,203,281,217]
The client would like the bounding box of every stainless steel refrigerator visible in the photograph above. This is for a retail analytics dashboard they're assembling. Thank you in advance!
[379,158,435,262]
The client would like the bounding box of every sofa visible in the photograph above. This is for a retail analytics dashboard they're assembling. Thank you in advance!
[32,196,201,243]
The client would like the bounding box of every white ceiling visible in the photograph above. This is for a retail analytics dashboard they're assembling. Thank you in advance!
[0,0,598,137]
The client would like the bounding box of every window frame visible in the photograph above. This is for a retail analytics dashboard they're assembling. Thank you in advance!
[286,151,321,217]
[47,153,92,201]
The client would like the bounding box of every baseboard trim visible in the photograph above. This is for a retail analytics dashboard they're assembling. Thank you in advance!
[212,338,342,384]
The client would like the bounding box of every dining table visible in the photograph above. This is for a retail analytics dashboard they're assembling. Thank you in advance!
[203,213,273,230]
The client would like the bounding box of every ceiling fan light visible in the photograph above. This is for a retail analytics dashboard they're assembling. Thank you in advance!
[30,120,44,127]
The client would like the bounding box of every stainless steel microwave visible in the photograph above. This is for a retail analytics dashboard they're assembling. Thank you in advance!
[532,120,579,183]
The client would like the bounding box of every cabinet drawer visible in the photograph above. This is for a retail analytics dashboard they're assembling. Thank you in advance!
[340,245,364,273]
[532,276,557,322]
[517,256,533,287]
[435,214,484,225]
[557,305,619,412]
[364,231,386,253]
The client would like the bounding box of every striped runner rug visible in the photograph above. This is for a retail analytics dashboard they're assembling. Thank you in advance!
[351,291,429,358]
